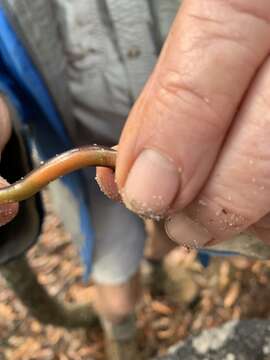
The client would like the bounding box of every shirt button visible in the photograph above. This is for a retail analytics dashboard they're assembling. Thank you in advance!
[127,47,141,59]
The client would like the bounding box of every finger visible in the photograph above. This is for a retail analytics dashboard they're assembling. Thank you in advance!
[0,96,12,149]
[245,213,270,245]
[96,167,121,201]
[253,214,270,244]
[0,177,18,226]
[255,213,270,230]
[116,0,270,218]
[96,145,120,201]
[166,55,270,247]
[0,97,18,225]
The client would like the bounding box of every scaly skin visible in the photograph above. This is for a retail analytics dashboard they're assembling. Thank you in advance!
[0,146,116,203]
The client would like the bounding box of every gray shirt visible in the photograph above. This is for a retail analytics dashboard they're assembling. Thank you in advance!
[53,0,182,146]
[3,0,181,145]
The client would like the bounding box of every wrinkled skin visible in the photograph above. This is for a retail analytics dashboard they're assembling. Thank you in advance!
[0,97,18,225]
[97,0,270,248]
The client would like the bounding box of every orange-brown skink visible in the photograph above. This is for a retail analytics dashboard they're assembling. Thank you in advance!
[0,146,116,204]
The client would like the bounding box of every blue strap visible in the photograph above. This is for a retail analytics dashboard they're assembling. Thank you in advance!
[0,6,94,279]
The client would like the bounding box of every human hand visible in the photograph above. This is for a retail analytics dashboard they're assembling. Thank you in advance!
[0,97,18,225]
[98,0,270,248]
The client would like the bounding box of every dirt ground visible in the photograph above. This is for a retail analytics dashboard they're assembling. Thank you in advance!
[1,207,270,360]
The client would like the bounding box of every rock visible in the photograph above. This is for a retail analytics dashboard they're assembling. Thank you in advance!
[156,319,270,360]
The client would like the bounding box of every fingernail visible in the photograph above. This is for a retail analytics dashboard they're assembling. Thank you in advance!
[165,212,213,248]
[123,149,180,218]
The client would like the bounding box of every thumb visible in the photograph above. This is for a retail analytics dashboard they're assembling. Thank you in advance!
[116,0,270,218]
[0,97,18,225]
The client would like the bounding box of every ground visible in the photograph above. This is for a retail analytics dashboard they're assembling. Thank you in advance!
[1,205,270,360]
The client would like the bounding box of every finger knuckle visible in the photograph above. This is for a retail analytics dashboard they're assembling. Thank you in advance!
[187,0,269,66]
[224,0,270,26]
[154,70,226,138]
